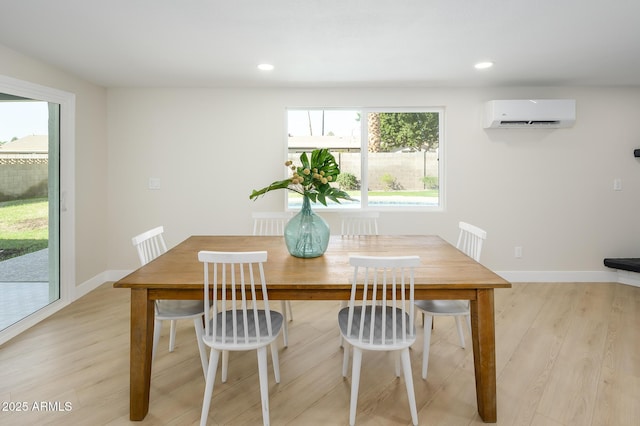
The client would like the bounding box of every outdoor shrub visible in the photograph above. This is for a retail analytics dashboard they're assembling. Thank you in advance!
[422,175,439,189]
[380,173,401,190]
[336,172,359,190]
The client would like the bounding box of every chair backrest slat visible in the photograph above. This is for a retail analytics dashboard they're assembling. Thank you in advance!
[252,212,292,236]
[340,212,380,236]
[346,255,419,346]
[456,221,487,262]
[198,251,271,346]
[132,226,167,266]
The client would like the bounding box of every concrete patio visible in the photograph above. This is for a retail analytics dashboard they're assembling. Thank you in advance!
[0,249,51,330]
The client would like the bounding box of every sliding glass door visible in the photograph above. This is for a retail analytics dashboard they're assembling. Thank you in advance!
[0,75,73,345]
[0,96,60,331]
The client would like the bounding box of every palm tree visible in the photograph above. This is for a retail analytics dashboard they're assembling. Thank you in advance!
[367,112,381,152]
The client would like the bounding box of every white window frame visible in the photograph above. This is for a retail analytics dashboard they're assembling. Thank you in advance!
[285,107,445,212]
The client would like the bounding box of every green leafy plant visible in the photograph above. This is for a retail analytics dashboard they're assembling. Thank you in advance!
[335,172,359,190]
[422,175,439,189]
[250,149,356,206]
[380,173,399,190]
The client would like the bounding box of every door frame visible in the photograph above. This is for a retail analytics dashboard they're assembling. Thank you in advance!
[0,74,75,345]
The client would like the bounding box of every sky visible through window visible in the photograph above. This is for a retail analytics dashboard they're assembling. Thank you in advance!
[0,101,49,142]
[287,109,360,138]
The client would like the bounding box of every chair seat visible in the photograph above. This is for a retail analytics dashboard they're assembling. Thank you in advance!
[198,250,281,426]
[416,222,484,382]
[133,226,208,378]
[205,310,283,348]
[339,255,420,425]
[414,299,469,315]
[156,299,205,317]
[339,306,415,347]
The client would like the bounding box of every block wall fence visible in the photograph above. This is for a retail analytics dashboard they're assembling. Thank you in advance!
[0,155,48,202]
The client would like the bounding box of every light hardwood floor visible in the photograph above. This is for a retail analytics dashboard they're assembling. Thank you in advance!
[0,282,638,425]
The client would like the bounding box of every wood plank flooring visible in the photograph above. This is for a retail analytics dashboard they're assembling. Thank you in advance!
[0,282,638,425]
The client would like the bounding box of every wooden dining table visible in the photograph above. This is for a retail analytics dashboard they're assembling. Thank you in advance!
[113,234,511,422]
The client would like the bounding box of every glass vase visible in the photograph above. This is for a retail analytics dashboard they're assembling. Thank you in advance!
[284,195,330,258]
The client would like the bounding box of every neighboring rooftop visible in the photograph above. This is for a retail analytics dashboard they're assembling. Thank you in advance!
[0,135,48,153]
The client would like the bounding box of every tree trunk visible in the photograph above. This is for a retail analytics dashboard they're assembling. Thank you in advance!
[368,112,381,152]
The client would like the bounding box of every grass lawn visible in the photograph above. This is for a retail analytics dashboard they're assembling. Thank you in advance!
[0,198,49,262]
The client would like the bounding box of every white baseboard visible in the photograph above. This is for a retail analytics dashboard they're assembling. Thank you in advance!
[3,267,636,346]
[99,269,638,288]
[73,270,133,299]
[73,272,109,299]
[615,270,640,287]
[98,269,640,290]
[106,269,133,282]
[83,269,640,298]
[495,270,640,286]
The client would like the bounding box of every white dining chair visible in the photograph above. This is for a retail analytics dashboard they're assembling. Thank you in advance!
[338,211,380,346]
[198,250,283,426]
[339,255,420,426]
[132,226,208,377]
[252,211,292,236]
[414,221,487,379]
[252,211,294,347]
[340,211,380,236]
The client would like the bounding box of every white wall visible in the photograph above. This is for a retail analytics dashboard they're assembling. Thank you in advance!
[107,86,640,277]
[0,43,108,286]
[1,41,637,284]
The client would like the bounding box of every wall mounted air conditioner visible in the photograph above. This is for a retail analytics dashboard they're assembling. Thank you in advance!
[483,99,576,129]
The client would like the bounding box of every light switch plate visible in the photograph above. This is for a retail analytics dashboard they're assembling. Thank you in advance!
[148,177,161,190]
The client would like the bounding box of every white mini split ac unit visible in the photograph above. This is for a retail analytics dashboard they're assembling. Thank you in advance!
[483,99,576,129]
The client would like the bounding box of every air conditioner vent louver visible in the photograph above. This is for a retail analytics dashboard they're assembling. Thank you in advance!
[500,120,561,126]
[484,99,576,129]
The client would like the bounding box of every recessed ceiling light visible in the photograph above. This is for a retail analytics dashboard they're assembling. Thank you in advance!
[257,63,274,71]
[474,61,494,70]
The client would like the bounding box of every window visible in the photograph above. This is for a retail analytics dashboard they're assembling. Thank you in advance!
[286,108,443,210]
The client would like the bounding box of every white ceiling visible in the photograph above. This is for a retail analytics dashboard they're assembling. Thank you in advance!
[1,0,639,88]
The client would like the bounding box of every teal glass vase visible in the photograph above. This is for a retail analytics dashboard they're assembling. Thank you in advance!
[284,196,330,258]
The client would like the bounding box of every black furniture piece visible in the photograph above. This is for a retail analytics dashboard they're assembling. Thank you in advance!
[603,258,640,273]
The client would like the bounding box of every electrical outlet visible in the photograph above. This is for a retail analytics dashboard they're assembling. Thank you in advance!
[613,178,622,191]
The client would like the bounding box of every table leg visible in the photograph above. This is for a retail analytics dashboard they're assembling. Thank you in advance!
[129,288,155,420]
[470,289,497,422]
